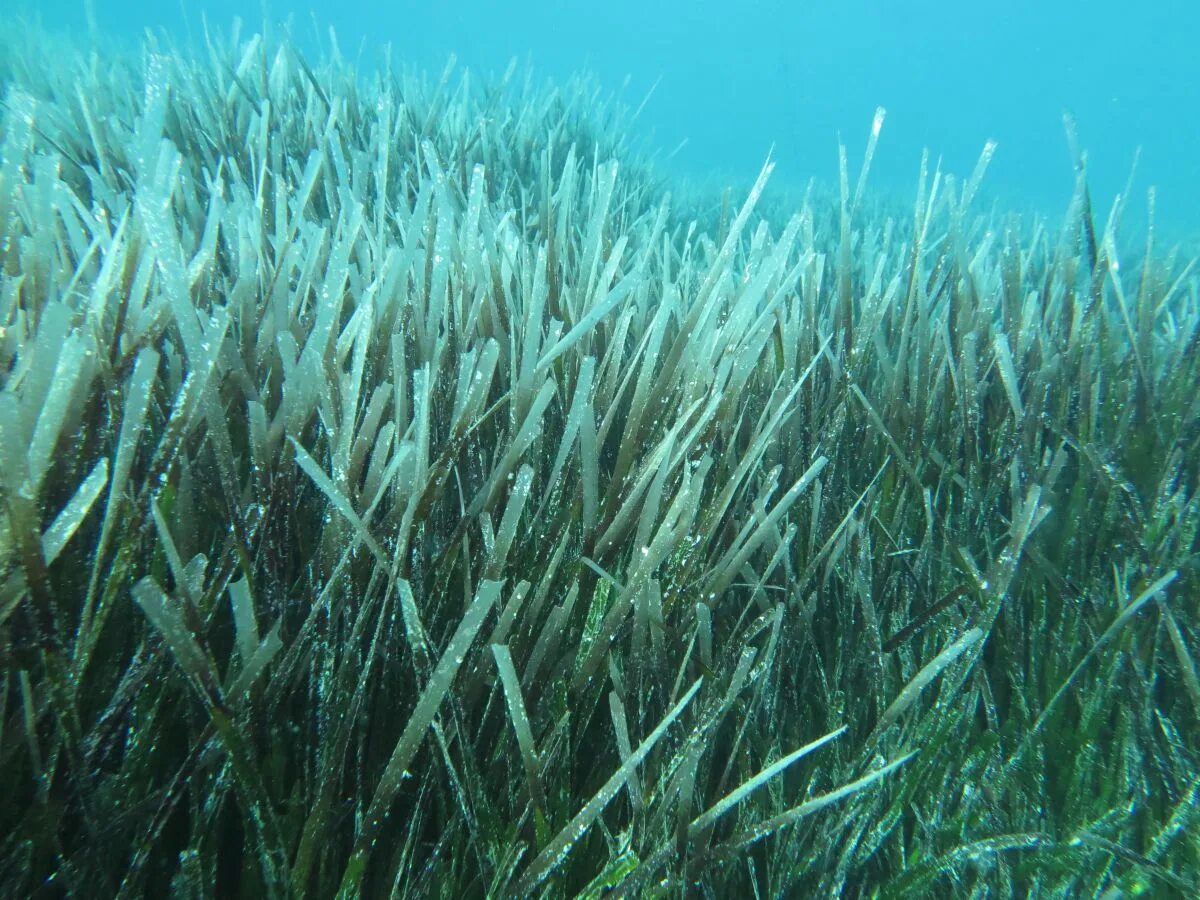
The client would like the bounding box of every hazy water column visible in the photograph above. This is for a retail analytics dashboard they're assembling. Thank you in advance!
[16,0,1200,234]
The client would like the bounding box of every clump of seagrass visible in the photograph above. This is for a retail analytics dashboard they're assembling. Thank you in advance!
[1,18,1198,899]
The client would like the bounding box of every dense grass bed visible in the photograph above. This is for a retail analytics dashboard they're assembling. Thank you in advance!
[1,19,1197,898]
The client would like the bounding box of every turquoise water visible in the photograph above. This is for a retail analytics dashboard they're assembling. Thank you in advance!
[14,1,1200,238]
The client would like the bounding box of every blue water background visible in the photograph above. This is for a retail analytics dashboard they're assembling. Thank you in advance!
[12,0,1200,241]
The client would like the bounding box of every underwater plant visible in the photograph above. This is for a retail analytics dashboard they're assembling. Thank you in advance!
[0,17,1197,899]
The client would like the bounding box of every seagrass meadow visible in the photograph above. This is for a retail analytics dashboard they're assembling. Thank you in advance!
[0,17,1198,899]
